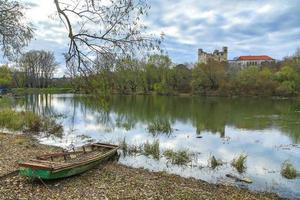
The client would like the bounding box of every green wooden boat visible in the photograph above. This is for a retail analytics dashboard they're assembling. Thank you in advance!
[19,143,119,180]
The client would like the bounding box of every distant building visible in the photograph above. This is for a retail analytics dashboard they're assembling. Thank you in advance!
[198,47,228,64]
[228,55,276,68]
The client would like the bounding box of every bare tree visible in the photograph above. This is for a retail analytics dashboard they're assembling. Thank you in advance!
[53,0,161,76]
[0,0,33,60]
[18,50,57,88]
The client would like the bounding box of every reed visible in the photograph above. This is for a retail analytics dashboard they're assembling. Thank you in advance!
[143,140,160,160]
[163,149,191,165]
[209,155,223,169]
[147,120,172,136]
[0,109,62,134]
[281,161,297,179]
[231,154,247,173]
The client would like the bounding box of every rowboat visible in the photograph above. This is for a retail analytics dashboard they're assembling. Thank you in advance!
[19,143,119,180]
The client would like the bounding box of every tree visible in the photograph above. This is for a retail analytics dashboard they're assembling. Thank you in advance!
[0,65,12,87]
[18,50,58,88]
[170,64,192,92]
[0,0,33,60]
[192,60,226,93]
[53,0,161,76]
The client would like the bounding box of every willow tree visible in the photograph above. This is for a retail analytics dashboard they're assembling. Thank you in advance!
[0,0,33,60]
[53,0,161,77]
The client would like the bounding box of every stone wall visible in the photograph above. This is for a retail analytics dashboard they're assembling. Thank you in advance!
[198,47,228,64]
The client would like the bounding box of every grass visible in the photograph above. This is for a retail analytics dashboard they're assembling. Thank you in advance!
[163,149,192,165]
[120,138,128,154]
[120,138,143,156]
[281,161,297,179]
[0,108,63,135]
[209,155,223,169]
[147,120,172,136]
[143,140,160,160]
[231,154,247,173]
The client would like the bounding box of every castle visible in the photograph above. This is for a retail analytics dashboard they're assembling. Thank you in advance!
[198,47,275,68]
[198,47,228,64]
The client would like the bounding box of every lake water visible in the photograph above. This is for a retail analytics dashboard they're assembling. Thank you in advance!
[2,94,300,199]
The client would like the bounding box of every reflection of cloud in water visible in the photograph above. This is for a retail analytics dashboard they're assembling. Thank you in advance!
[19,94,300,199]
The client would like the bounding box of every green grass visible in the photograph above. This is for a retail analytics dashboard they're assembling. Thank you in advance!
[231,154,247,173]
[147,120,172,136]
[143,140,160,160]
[209,155,223,169]
[0,108,63,135]
[163,149,192,165]
[281,161,297,179]
[120,138,143,156]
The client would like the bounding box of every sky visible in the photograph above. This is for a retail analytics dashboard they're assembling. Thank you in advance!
[3,0,300,76]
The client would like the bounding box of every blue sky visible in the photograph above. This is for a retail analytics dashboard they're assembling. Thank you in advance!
[3,0,300,75]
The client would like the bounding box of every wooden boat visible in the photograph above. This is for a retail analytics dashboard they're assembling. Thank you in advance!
[19,143,119,180]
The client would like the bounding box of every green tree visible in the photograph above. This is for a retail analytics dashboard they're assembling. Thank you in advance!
[192,60,226,93]
[275,65,300,95]
[0,65,12,87]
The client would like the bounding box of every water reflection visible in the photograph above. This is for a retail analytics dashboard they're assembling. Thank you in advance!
[3,94,300,199]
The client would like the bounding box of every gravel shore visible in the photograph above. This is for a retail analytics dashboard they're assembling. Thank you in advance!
[0,132,281,200]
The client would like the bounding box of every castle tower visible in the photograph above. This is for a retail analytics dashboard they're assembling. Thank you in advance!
[198,47,228,64]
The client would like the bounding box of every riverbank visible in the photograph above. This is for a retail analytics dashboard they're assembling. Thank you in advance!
[11,88,74,95]
[0,132,281,200]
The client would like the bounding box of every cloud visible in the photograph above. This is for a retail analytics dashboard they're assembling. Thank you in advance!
[146,0,300,61]
[6,0,300,76]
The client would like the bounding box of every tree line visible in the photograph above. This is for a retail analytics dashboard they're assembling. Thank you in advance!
[70,49,300,97]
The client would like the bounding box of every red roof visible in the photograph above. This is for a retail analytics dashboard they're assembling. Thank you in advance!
[238,55,274,61]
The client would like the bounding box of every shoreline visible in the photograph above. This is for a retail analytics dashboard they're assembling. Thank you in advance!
[0,132,281,199]
[8,88,300,99]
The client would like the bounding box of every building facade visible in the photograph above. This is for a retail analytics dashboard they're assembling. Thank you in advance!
[198,47,228,64]
[228,55,275,68]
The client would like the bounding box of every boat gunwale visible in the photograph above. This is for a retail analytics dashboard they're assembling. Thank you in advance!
[19,143,119,172]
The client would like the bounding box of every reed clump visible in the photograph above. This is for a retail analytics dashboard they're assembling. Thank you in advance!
[231,154,247,173]
[209,155,223,169]
[143,140,160,160]
[0,108,63,134]
[147,120,172,136]
[281,161,297,179]
[163,149,192,165]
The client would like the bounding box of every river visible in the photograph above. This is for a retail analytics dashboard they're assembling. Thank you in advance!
[2,94,300,199]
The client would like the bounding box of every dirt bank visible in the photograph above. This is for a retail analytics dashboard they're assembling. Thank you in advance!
[0,133,281,200]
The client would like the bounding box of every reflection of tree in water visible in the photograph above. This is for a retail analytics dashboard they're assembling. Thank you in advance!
[12,94,300,143]
[106,96,300,142]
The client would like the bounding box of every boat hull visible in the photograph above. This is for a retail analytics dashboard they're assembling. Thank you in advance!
[19,143,118,180]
